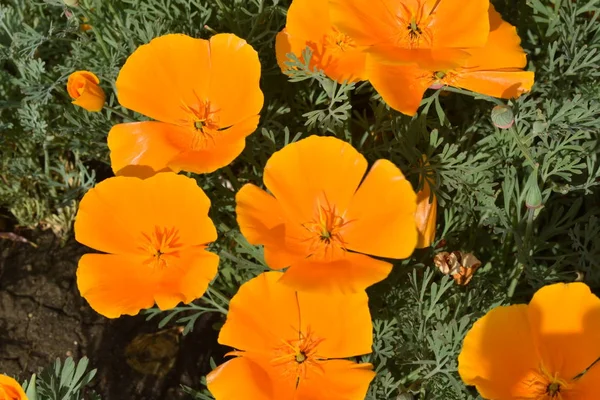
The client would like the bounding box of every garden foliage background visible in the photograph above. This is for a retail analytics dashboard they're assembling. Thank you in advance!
[1,0,600,398]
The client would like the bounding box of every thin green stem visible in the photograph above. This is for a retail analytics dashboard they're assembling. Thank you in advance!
[508,125,537,168]
[78,5,111,62]
[207,286,230,307]
[104,105,134,121]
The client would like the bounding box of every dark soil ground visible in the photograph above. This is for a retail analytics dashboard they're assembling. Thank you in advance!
[0,228,226,400]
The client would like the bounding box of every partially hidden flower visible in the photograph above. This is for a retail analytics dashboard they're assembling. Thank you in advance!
[236,135,418,294]
[108,33,264,178]
[415,162,437,248]
[275,0,366,83]
[329,0,491,70]
[367,5,534,115]
[67,71,105,112]
[459,282,600,399]
[434,251,481,285]
[206,271,375,399]
[74,172,219,318]
[0,375,26,400]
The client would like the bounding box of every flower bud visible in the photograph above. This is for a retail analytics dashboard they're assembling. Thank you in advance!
[67,71,105,112]
[415,178,437,248]
[491,104,515,129]
[525,169,543,210]
[63,0,79,6]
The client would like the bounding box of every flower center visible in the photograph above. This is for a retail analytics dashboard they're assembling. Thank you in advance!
[407,18,423,40]
[521,367,570,400]
[179,100,221,151]
[271,328,325,383]
[546,382,561,397]
[325,28,355,52]
[301,199,352,259]
[139,226,183,269]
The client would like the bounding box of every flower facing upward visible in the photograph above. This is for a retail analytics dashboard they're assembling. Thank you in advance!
[367,6,534,115]
[275,0,366,83]
[108,33,263,178]
[459,282,600,399]
[0,375,26,400]
[206,271,375,399]
[67,71,105,112]
[236,135,418,294]
[74,172,219,318]
[328,0,490,70]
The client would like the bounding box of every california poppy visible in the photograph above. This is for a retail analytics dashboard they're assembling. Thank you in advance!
[74,172,219,318]
[275,0,366,83]
[67,71,105,112]
[108,33,263,178]
[236,135,418,294]
[328,0,490,70]
[459,282,600,398]
[206,271,375,399]
[0,375,27,400]
[367,6,534,115]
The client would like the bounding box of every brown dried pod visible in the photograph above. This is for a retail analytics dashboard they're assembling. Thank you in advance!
[434,251,482,285]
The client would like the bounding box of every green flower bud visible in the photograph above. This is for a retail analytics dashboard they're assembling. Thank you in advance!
[491,104,515,129]
[525,169,543,209]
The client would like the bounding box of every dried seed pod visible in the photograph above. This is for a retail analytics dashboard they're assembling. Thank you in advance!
[434,251,482,285]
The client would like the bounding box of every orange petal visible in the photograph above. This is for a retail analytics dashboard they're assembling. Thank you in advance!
[263,135,367,224]
[295,360,376,400]
[285,0,367,83]
[207,34,264,128]
[77,253,158,318]
[77,249,218,318]
[206,356,273,400]
[415,180,437,249]
[572,362,600,400]
[107,122,183,178]
[68,71,105,112]
[458,304,541,399]
[217,272,300,353]
[341,160,418,259]
[0,374,27,400]
[116,34,211,125]
[278,252,392,294]
[462,6,528,70]
[167,115,260,174]
[75,173,217,255]
[298,288,372,358]
[528,283,600,381]
[428,0,489,49]
[328,0,400,47]
[368,45,471,70]
[452,70,534,99]
[235,184,306,269]
[275,29,295,74]
[153,247,220,310]
[366,58,432,116]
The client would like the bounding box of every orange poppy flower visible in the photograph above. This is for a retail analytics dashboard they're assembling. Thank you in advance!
[329,0,490,70]
[67,71,105,112]
[459,282,600,399]
[74,172,219,318]
[108,33,263,178]
[206,271,375,399]
[275,0,366,83]
[0,375,26,400]
[236,135,418,294]
[415,178,437,248]
[367,6,535,115]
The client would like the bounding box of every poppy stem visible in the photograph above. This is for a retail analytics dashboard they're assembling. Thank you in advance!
[507,125,537,169]
[206,286,230,307]
[104,105,134,122]
[78,5,111,63]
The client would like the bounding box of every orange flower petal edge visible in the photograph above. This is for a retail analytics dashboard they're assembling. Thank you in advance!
[110,33,263,177]
[277,0,367,83]
[458,282,600,399]
[367,5,534,115]
[74,172,219,318]
[415,178,437,249]
[67,70,105,112]
[329,0,490,70]
[207,271,375,399]
[0,374,27,400]
[235,135,418,293]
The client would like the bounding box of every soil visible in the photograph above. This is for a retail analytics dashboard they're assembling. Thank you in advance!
[0,228,226,400]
